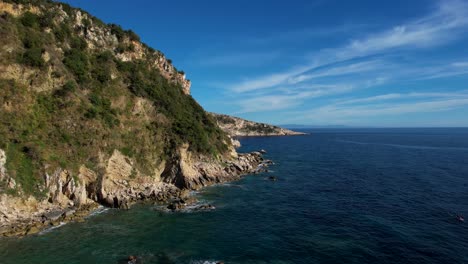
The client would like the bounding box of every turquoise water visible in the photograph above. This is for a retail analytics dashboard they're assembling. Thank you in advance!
[1,128,468,263]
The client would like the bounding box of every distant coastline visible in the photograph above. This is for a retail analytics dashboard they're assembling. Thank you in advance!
[210,113,307,137]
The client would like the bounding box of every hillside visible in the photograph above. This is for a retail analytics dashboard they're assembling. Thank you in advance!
[210,113,306,137]
[0,0,266,236]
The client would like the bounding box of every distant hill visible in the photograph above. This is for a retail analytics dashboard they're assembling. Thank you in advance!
[210,113,306,137]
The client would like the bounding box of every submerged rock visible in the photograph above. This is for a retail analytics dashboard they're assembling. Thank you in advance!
[267,176,277,181]
[195,204,216,211]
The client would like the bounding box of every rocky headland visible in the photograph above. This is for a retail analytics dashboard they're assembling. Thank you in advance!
[210,113,307,137]
[0,146,269,237]
[0,0,275,237]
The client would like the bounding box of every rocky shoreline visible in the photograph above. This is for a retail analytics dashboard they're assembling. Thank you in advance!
[210,113,307,137]
[0,150,269,237]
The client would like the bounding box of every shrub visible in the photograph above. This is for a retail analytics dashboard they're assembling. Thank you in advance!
[20,47,44,67]
[54,80,76,97]
[38,11,54,28]
[127,30,140,42]
[84,107,97,119]
[82,17,91,28]
[109,23,125,40]
[22,32,42,49]
[63,49,89,83]
[54,23,71,42]
[70,36,87,50]
[20,12,39,28]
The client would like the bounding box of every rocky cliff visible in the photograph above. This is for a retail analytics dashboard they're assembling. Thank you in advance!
[210,113,306,137]
[0,0,267,237]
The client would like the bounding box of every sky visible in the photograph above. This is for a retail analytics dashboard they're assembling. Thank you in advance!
[58,0,468,127]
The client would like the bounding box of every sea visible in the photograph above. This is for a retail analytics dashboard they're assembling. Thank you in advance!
[0,128,467,264]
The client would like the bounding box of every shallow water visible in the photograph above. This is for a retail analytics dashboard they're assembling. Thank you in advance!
[1,128,467,264]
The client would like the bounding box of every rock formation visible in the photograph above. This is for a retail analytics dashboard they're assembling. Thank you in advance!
[0,0,266,237]
[210,113,306,137]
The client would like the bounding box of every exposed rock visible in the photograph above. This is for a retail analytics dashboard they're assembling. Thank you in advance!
[167,200,186,211]
[0,149,6,181]
[42,210,64,222]
[25,225,40,235]
[267,176,278,181]
[209,113,306,137]
[0,1,271,237]
[195,204,216,211]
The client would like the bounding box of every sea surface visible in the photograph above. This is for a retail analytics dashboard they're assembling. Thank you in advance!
[1,128,467,264]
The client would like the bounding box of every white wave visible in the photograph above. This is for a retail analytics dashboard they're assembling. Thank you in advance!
[189,260,220,264]
[85,206,110,218]
[39,222,67,235]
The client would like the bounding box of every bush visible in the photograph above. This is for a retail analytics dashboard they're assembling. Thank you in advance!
[20,12,39,28]
[127,30,140,42]
[20,47,44,67]
[70,36,87,50]
[54,80,76,97]
[109,23,125,40]
[63,49,89,83]
[38,11,54,28]
[22,32,42,49]
[54,23,71,42]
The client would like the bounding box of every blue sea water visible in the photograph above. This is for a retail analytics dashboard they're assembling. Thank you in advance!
[0,128,467,264]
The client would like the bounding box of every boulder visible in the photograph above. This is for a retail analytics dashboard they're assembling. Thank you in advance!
[267,176,277,181]
[42,210,64,221]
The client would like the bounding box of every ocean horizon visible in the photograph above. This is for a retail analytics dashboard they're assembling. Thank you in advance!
[1,128,467,263]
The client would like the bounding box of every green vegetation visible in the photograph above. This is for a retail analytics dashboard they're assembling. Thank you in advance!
[245,123,276,134]
[0,0,231,197]
[63,48,89,83]
[19,47,44,67]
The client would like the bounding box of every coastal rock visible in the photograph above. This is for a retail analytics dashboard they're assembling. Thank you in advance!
[267,176,277,181]
[195,204,216,211]
[209,113,306,137]
[0,0,272,237]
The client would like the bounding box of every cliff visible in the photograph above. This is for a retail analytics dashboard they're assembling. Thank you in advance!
[210,113,306,137]
[0,0,267,236]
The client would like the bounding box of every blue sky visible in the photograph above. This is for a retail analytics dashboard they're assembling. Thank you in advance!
[59,0,468,127]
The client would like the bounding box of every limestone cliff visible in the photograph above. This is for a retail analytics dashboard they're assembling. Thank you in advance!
[0,1,191,94]
[0,0,266,237]
[210,113,306,137]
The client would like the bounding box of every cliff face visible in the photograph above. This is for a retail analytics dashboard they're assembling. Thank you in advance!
[0,1,191,95]
[210,113,306,137]
[0,0,265,237]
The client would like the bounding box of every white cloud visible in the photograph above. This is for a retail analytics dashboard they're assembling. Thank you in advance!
[227,0,468,94]
[452,61,468,67]
[339,0,468,57]
[336,91,468,105]
[292,93,468,123]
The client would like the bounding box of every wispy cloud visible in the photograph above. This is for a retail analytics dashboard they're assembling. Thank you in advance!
[226,0,468,97]
[289,91,468,123]
[338,0,468,57]
[335,91,468,105]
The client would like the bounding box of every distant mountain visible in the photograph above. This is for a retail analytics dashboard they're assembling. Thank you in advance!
[210,113,306,137]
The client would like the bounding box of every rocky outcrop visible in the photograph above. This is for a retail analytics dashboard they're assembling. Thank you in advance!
[210,113,306,137]
[162,145,265,190]
[0,146,267,237]
[0,0,265,237]
[72,9,191,95]
[0,1,191,95]
[0,149,6,182]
